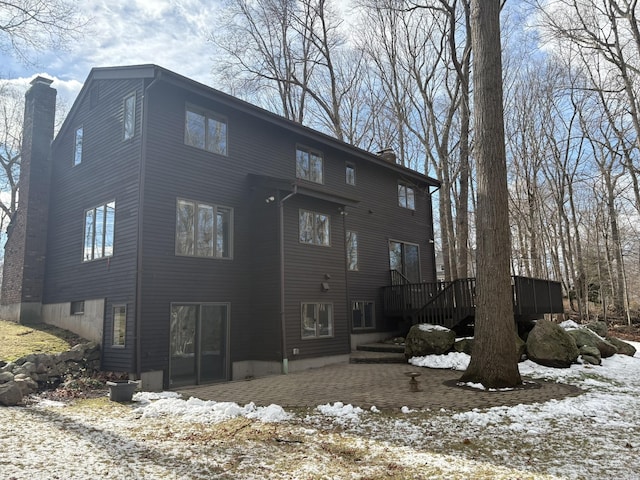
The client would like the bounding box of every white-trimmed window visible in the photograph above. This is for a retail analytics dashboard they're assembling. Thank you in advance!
[346,231,358,271]
[346,163,356,185]
[176,199,233,259]
[74,126,83,165]
[296,147,323,183]
[301,303,333,338]
[352,301,374,329]
[299,209,330,246]
[112,305,126,347]
[185,106,227,155]
[398,183,415,210]
[83,201,115,261]
[123,93,136,140]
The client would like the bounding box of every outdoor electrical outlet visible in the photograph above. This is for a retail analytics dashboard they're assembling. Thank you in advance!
[292,348,300,355]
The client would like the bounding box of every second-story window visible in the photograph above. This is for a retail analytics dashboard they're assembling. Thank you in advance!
[185,106,227,155]
[83,201,115,261]
[299,209,330,246]
[296,147,323,184]
[398,183,416,210]
[346,231,358,270]
[74,126,83,166]
[176,199,233,259]
[123,93,136,140]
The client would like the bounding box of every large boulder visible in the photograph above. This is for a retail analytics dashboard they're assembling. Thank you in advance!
[586,321,608,338]
[606,337,637,357]
[0,381,23,406]
[567,328,618,358]
[405,324,456,358]
[13,374,38,395]
[526,320,579,368]
[579,345,601,365]
[453,337,473,355]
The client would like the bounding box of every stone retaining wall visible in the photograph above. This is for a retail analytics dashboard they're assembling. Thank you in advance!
[0,342,100,406]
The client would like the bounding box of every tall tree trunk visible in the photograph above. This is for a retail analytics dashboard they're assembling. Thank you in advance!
[459,0,521,388]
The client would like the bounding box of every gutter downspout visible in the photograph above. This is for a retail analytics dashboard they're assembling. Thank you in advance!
[279,185,297,374]
[135,70,162,382]
[342,208,352,353]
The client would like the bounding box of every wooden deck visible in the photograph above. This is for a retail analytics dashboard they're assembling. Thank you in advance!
[382,275,564,330]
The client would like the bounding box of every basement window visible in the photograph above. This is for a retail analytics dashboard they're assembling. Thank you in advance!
[301,303,333,339]
[352,301,375,329]
[70,301,85,315]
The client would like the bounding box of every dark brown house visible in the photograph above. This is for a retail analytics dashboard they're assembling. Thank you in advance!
[1,65,440,389]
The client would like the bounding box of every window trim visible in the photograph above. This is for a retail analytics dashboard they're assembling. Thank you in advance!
[299,209,331,247]
[112,305,127,348]
[300,302,334,339]
[345,162,356,186]
[123,92,136,141]
[352,300,375,330]
[184,104,228,156]
[175,198,234,259]
[74,126,83,166]
[296,145,324,184]
[83,201,116,262]
[398,183,416,210]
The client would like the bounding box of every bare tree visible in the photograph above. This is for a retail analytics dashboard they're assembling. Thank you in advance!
[357,0,473,279]
[210,0,368,143]
[459,0,522,388]
[0,0,85,65]
[0,81,22,231]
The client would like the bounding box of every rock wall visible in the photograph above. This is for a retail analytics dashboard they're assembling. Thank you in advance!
[0,342,100,406]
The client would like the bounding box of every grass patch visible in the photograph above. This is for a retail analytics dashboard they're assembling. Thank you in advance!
[0,319,81,362]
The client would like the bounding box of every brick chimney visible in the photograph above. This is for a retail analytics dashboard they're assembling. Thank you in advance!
[377,148,397,164]
[0,76,56,324]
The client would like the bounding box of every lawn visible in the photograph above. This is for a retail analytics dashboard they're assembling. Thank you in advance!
[0,319,81,362]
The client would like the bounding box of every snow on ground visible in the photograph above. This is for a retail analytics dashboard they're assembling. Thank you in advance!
[1,341,639,479]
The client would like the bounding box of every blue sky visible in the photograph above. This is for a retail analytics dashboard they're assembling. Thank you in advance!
[0,0,223,107]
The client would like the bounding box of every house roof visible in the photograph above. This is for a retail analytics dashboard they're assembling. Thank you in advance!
[55,64,440,189]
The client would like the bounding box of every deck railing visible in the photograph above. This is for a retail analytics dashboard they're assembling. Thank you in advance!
[382,273,563,328]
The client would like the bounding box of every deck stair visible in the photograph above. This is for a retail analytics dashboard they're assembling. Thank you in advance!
[350,341,407,364]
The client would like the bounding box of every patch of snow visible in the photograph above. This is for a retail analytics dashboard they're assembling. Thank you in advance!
[417,323,450,332]
[401,406,415,414]
[30,398,67,408]
[559,320,582,330]
[316,402,363,423]
[409,351,470,370]
[134,396,290,423]
[459,381,486,390]
[133,390,182,404]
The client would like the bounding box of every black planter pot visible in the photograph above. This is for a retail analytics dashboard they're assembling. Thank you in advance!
[106,380,139,402]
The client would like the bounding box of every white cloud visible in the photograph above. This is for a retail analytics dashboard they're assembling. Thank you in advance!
[2,0,223,98]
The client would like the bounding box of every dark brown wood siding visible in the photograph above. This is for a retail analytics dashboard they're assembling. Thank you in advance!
[136,81,437,378]
[283,196,350,359]
[44,78,144,371]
